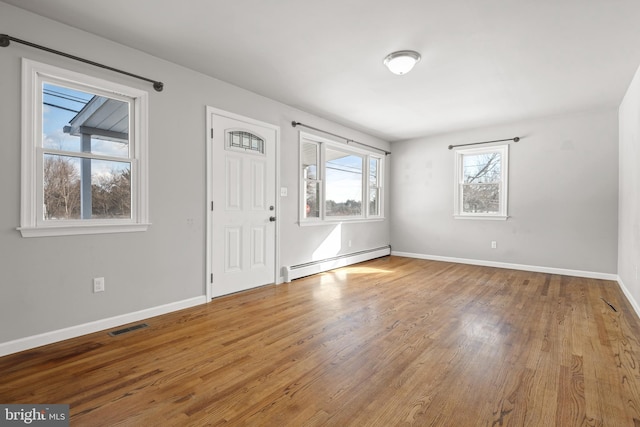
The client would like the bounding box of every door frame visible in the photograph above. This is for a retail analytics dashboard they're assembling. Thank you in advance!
[205,106,281,300]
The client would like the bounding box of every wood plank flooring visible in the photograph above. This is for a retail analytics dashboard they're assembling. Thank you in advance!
[2,256,640,426]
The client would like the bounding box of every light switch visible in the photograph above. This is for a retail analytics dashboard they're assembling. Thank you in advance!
[280,187,288,197]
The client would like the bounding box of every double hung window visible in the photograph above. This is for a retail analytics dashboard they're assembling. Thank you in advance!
[454,144,509,219]
[300,134,384,223]
[19,59,149,237]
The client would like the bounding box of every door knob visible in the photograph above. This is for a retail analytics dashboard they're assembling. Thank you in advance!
[269,216,276,222]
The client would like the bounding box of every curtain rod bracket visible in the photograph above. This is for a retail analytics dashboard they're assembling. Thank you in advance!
[1,33,164,92]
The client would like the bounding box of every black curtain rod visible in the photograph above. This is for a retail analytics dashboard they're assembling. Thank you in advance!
[448,136,520,150]
[0,34,164,92]
[291,121,391,155]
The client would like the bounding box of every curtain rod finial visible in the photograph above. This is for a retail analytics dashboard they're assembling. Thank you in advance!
[0,34,10,47]
[153,82,164,92]
[514,137,520,142]
[448,145,454,150]
[291,121,299,128]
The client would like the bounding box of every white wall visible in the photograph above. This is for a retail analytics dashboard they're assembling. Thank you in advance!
[0,3,390,346]
[391,109,619,275]
[618,64,640,311]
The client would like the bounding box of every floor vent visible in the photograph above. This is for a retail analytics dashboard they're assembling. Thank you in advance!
[108,323,149,337]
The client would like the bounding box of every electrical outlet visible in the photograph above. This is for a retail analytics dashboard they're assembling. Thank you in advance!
[93,277,105,293]
[491,241,497,249]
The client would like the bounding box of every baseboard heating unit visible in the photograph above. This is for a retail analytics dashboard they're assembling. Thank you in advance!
[284,245,391,282]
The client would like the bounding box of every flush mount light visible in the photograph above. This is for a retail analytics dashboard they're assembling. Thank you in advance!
[383,50,421,75]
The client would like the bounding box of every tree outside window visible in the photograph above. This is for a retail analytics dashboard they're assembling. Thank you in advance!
[454,145,509,219]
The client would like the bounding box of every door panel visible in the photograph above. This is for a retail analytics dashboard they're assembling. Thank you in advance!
[210,113,276,298]
[251,159,266,210]
[251,226,266,268]
[226,156,242,210]
[225,226,242,273]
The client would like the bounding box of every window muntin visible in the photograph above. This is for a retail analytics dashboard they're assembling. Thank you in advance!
[299,134,384,223]
[20,59,149,237]
[454,145,508,219]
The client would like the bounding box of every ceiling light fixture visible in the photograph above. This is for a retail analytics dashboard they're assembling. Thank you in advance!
[383,50,421,75]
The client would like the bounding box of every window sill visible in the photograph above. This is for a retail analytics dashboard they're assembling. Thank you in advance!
[18,223,151,238]
[299,218,385,227]
[454,215,508,221]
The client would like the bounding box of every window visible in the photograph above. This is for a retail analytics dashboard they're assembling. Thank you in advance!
[19,59,149,237]
[227,130,264,154]
[302,139,320,219]
[325,147,363,217]
[369,157,382,216]
[300,133,384,223]
[454,145,509,220]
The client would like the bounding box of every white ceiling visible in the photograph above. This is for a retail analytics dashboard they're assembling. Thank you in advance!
[5,0,640,141]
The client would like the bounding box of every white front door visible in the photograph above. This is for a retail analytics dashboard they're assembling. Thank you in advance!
[208,110,277,298]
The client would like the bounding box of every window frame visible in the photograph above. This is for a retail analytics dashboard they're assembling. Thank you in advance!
[299,132,384,224]
[19,58,150,237]
[453,144,509,220]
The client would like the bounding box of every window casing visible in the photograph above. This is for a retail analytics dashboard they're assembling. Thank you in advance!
[454,144,509,220]
[300,133,384,223]
[19,59,149,237]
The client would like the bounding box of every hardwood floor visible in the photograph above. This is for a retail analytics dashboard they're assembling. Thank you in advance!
[2,256,640,426]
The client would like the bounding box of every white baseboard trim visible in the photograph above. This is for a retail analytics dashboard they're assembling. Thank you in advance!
[392,251,619,281]
[617,276,640,319]
[0,295,208,357]
[284,246,391,282]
